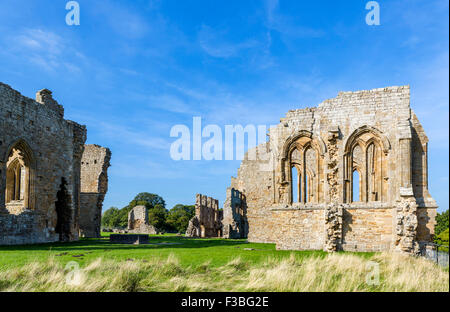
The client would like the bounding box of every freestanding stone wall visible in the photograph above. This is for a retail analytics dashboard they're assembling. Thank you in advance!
[223,188,248,238]
[0,82,87,245]
[79,144,111,238]
[228,86,437,253]
[127,205,157,234]
[186,194,222,238]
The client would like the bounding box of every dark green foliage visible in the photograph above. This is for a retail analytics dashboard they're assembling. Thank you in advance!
[148,204,169,231]
[166,204,195,233]
[435,229,449,252]
[101,207,124,228]
[101,193,167,229]
[435,210,449,236]
[128,193,166,210]
[101,193,197,233]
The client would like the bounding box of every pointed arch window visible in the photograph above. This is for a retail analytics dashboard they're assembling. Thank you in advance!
[344,127,388,203]
[5,140,34,211]
[288,137,322,204]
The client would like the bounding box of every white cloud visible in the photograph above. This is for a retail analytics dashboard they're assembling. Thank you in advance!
[198,25,259,58]
[264,0,325,39]
[2,28,84,74]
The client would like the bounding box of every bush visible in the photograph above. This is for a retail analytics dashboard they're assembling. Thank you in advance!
[435,209,449,236]
[435,229,449,252]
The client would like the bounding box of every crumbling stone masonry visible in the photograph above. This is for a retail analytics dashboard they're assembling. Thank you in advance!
[0,83,89,245]
[127,205,157,234]
[79,144,111,238]
[222,188,248,239]
[186,194,222,238]
[0,83,109,245]
[228,86,437,253]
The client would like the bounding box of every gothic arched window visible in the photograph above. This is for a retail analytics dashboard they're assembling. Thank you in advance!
[344,127,388,203]
[287,137,322,204]
[5,140,34,211]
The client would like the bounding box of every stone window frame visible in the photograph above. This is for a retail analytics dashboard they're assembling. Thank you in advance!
[280,130,326,205]
[343,126,390,204]
[3,139,36,212]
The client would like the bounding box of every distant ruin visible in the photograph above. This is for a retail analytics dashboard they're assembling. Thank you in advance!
[227,86,437,254]
[0,83,110,245]
[186,194,222,238]
[127,205,157,234]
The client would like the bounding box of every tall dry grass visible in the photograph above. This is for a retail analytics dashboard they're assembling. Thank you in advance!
[0,252,447,292]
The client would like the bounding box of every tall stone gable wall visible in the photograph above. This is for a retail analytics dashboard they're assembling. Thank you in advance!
[186,194,222,237]
[0,82,87,245]
[223,188,248,238]
[229,86,437,253]
[79,144,111,238]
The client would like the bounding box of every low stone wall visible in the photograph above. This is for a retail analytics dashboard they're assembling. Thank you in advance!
[247,205,397,252]
[269,208,325,250]
[110,234,149,244]
[341,208,394,252]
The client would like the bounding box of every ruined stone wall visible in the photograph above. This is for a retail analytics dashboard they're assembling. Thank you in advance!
[127,205,157,234]
[223,188,248,238]
[341,207,394,252]
[0,82,87,245]
[79,144,111,238]
[186,194,222,238]
[228,86,437,253]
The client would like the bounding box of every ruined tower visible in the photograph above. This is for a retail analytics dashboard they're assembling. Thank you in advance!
[79,144,112,238]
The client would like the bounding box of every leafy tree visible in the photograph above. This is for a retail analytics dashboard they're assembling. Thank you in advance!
[435,209,449,236]
[166,204,195,233]
[101,193,167,229]
[128,192,166,210]
[435,228,449,252]
[148,204,168,230]
[101,207,121,228]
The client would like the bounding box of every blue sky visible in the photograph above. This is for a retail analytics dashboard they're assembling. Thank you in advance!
[0,0,448,212]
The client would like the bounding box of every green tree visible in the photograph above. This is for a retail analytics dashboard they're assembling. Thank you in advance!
[435,228,449,252]
[101,207,121,228]
[148,204,168,231]
[101,193,167,229]
[435,209,449,236]
[166,204,195,233]
[128,192,166,210]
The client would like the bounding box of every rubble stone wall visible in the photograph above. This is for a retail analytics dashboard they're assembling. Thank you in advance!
[0,82,87,245]
[79,144,111,238]
[186,194,222,238]
[228,86,438,253]
[127,205,157,234]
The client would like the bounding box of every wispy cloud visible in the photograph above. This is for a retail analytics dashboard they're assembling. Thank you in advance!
[1,28,84,74]
[198,25,259,58]
[95,121,171,151]
[264,0,325,39]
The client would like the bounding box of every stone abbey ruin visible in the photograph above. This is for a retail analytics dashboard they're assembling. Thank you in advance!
[0,82,111,245]
[0,82,438,255]
[224,85,437,253]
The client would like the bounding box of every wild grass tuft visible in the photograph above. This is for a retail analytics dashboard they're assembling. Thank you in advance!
[0,252,447,292]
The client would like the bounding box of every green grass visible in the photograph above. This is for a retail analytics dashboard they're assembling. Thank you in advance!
[1,234,447,292]
[0,233,334,269]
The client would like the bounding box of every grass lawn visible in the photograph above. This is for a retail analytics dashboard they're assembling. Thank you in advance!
[0,234,448,292]
[0,233,334,269]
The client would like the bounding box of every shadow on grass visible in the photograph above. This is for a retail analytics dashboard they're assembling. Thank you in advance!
[0,235,253,253]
